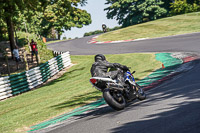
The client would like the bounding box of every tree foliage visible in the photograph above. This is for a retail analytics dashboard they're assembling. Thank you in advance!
[160,0,174,11]
[105,0,167,27]
[170,0,200,15]
[43,0,91,39]
[0,0,41,54]
[0,0,91,52]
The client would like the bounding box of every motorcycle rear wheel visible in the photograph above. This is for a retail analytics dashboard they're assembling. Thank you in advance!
[103,88,126,110]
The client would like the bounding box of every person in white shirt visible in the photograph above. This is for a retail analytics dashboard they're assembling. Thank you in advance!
[13,45,20,70]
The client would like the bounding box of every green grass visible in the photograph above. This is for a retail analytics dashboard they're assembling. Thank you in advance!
[45,39,69,45]
[97,12,200,41]
[0,53,161,133]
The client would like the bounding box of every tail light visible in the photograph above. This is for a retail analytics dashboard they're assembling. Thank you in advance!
[90,78,97,84]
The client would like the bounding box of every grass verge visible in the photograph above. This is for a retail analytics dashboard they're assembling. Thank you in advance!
[97,12,200,41]
[0,53,162,133]
[45,39,69,45]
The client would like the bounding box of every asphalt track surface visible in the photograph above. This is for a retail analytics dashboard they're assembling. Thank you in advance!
[48,33,200,55]
[45,33,200,133]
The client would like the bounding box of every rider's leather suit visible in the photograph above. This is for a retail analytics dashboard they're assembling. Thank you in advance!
[90,60,127,83]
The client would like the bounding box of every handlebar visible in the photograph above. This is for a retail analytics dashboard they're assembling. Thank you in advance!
[132,71,136,74]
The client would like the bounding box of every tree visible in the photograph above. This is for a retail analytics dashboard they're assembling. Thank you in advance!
[43,0,91,39]
[187,0,200,5]
[0,0,42,57]
[0,0,91,55]
[0,19,7,41]
[16,9,48,38]
[160,0,174,11]
[105,0,167,27]
[170,0,200,15]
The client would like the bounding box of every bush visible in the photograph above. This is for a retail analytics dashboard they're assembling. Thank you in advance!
[36,40,54,63]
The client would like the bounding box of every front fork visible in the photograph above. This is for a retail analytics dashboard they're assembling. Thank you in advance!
[124,82,137,100]
[135,83,144,95]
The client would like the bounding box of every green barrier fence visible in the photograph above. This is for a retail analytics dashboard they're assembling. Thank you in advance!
[0,52,71,101]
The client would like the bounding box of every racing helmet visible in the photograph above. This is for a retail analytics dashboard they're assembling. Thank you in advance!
[95,54,106,62]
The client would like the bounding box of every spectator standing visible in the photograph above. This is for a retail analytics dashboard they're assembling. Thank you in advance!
[30,39,38,63]
[13,45,20,70]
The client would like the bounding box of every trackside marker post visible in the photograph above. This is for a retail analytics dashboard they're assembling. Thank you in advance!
[162,64,165,69]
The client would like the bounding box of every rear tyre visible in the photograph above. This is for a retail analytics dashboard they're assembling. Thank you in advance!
[103,88,126,110]
[136,83,146,100]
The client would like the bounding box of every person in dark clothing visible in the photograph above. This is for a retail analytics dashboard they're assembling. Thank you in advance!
[90,54,129,84]
[30,39,38,63]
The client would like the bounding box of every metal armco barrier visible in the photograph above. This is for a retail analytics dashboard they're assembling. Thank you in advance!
[0,52,71,101]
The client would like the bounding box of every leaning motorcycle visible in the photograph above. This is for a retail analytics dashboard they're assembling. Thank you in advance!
[89,68,146,110]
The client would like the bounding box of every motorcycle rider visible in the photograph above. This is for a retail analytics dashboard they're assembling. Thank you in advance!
[102,23,107,33]
[90,54,129,85]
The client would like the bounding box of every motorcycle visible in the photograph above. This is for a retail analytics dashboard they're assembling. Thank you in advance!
[89,68,146,110]
[102,24,107,33]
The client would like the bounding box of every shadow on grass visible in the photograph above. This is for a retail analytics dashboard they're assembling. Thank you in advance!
[51,91,101,110]
[142,69,156,73]
[42,67,85,87]
[135,65,179,82]
[137,64,183,86]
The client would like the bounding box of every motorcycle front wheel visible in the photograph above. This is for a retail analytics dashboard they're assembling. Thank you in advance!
[136,83,146,100]
[103,88,126,111]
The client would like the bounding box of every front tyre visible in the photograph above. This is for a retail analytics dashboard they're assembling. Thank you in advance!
[103,88,126,111]
[136,83,146,100]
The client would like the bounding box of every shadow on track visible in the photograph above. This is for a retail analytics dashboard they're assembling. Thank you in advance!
[110,60,200,133]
